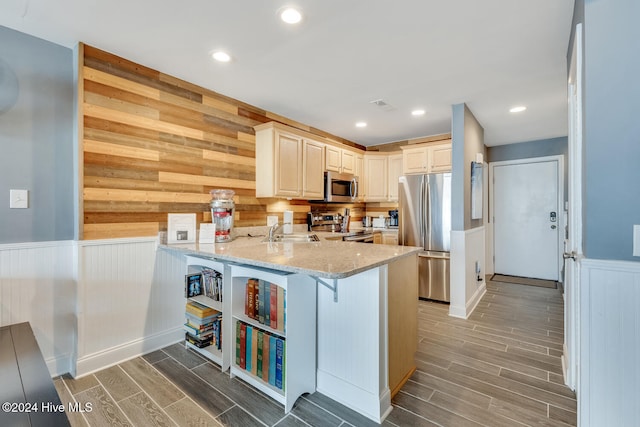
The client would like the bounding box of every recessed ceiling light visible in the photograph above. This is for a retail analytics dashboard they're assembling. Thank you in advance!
[280,7,302,24]
[411,109,426,116]
[509,106,527,113]
[212,51,231,62]
[355,122,367,128]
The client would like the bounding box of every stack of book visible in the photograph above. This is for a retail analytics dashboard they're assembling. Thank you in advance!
[236,320,285,391]
[184,301,222,349]
[244,278,285,333]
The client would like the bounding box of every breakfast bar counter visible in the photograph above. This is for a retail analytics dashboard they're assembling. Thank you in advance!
[161,236,420,423]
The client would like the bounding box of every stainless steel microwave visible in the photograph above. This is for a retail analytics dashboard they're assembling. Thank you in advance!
[324,171,358,202]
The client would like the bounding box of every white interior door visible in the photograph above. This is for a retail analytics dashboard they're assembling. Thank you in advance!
[492,158,561,281]
[563,23,583,392]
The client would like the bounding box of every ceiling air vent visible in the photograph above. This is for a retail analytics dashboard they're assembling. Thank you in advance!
[370,99,396,112]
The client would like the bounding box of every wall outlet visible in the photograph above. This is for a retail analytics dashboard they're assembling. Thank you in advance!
[267,215,278,227]
[634,225,640,257]
[10,189,28,209]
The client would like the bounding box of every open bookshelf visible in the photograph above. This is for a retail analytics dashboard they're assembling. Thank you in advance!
[184,256,230,371]
[229,264,316,413]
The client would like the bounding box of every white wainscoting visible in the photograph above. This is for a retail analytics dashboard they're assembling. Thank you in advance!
[579,258,640,427]
[316,266,391,423]
[75,238,185,377]
[450,227,487,319]
[0,241,76,376]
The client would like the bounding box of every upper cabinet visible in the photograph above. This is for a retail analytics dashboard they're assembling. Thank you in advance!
[363,154,388,202]
[401,140,452,174]
[387,153,403,202]
[255,122,326,199]
[325,146,356,175]
[302,139,325,199]
[255,122,362,200]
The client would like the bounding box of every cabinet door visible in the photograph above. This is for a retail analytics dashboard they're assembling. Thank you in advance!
[402,147,428,174]
[387,154,403,202]
[341,150,356,174]
[430,143,452,172]
[355,154,365,201]
[275,132,302,197]
[302,139,325,199]
[382,233,398,245]
[364,155,388,201]
[325,146,342,172]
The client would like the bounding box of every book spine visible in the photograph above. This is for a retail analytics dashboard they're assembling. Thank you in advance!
[246,325,253,372]
[257,330,264,378]
[247,279,255,319]
[275,338,284,390]
[262,332,270,383]
[251,326,258,376]
[254,281,260,320]
[269,335,277,386]
[264,283,271,326]
[239,322,246,369]
[235,322,240,364]
[277,287,285,333]
[270,283,278,329]
[258,280,266,324]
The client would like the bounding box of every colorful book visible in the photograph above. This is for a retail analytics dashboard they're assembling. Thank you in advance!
[275,338,284,389]
[264,283,271,326]
[268,335,277,386]
[270,283,278,329]
[247,279,256,319]
[246,325,253,372]
[258,280,266,324]
[257,330,264,378]
[254,283,260,320]
[262,332,270,382]
[277,287,285,332]
[185,273,203,298]
[183,323,214,337]
[251,326,259,376]
[239,322,246,369]
[186,301,218,318]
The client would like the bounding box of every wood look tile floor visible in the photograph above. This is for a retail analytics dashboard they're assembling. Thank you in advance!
[55,278,576,426]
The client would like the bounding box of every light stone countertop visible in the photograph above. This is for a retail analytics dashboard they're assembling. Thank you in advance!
[159,233,420,279]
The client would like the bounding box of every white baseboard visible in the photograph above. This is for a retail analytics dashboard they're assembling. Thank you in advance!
[46,353,74,378]
[317,370,391,424]
[75,328,183,378]
[450,281,486,319]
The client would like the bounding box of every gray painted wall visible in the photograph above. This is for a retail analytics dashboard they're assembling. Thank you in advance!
[452,103,486,231]
[0,26,74,243]
[583,0,640,261]
[488,136,568,202]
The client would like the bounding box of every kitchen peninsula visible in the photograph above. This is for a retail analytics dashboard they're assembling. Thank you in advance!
[161,235,420,423]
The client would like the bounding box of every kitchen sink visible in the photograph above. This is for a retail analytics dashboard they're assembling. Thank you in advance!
[263,233,320,243]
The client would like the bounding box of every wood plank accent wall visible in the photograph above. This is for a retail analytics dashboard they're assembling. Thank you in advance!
[81,44,364,239]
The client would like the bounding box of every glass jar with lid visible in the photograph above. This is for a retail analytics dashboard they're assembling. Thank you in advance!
[210,189,235,242]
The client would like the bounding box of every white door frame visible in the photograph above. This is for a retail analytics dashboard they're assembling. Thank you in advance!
[489,155,565,282]
[563,22,583,392]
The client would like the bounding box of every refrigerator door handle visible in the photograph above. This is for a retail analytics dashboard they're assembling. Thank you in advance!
[425,176,431,249]
[419,176,426,246]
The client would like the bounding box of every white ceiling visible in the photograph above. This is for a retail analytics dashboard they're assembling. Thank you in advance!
[0,0,574,147]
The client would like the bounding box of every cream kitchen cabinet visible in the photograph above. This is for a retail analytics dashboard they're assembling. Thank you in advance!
[363,153,388,201]
[255,122,325,199]
[387,153,403,202]
[302,139,325,199]
[325,145,356,174]
[355,153,365,201]
[401,141,452,174]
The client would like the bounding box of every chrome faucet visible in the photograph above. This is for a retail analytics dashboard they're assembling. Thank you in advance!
[267,221,293,242]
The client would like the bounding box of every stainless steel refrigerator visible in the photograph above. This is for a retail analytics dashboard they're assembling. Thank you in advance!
[398,173,452,302]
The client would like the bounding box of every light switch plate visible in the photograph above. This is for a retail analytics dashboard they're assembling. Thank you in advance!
[634,225,640,257]
[10,189,28,209]
[267,215,278,226]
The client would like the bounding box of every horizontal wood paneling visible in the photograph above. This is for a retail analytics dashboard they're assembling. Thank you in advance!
[81,44,365,239]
